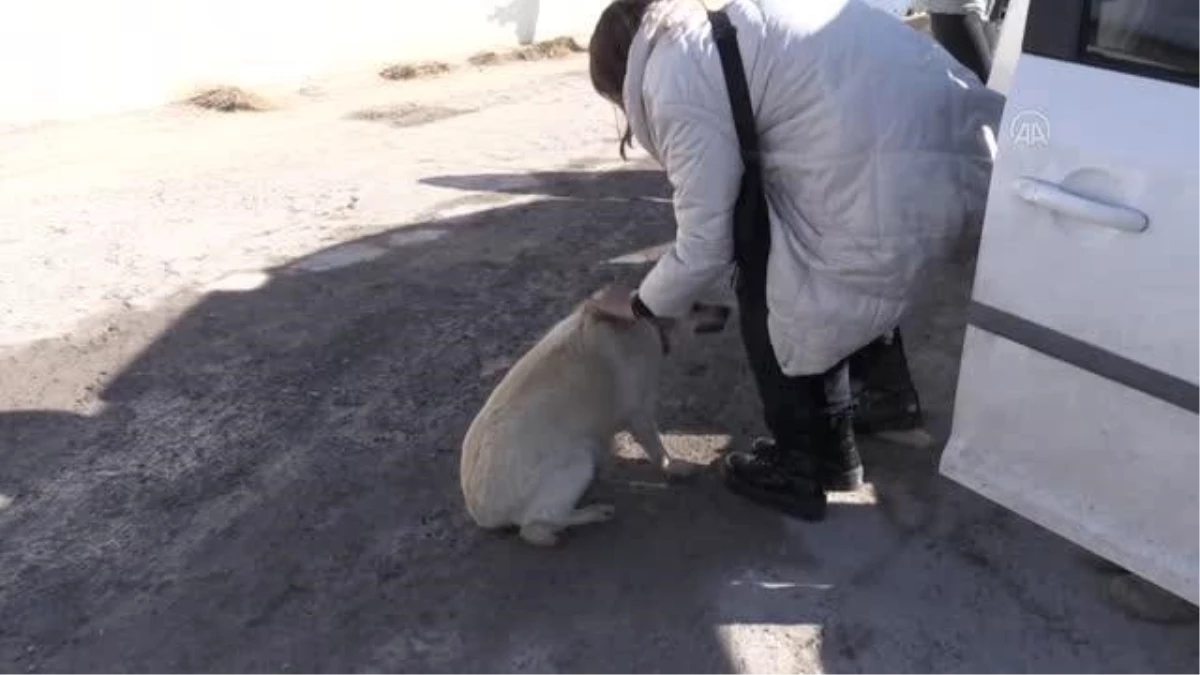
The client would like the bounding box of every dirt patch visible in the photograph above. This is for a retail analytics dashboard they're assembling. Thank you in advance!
[379,61,455,81]
[378,37,583,82]
[347,104,475,128]
[184,86,272,112]
[467,36,585,67]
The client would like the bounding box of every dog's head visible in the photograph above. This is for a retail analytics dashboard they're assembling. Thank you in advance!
[582,299,731,355]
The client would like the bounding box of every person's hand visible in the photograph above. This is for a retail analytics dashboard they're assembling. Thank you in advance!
[587,283,638,321]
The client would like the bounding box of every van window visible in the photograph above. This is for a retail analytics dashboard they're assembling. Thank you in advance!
[1084,0,1199,84]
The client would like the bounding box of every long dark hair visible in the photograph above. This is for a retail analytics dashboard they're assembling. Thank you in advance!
[589,0,656,159]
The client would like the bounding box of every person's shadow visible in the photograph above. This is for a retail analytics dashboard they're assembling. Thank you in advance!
[0,167,1194,673]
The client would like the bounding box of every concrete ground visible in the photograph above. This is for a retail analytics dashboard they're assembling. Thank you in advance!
[0,55,1196,673]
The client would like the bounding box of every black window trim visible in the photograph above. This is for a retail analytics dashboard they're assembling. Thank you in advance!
[1022,0,1199,88]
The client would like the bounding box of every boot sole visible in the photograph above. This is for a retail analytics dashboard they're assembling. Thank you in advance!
[821,465,864,492]
[721,470,827,521]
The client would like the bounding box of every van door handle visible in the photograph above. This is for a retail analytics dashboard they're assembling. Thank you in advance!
[1013,176,1149,233]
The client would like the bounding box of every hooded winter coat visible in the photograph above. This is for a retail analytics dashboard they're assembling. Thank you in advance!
[624,0,1003,374]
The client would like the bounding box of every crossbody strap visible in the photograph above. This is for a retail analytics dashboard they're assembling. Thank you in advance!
[706,10,758,163]
[706,8,771,300]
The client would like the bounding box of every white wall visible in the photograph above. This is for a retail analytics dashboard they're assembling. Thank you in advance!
[0,0,609,128]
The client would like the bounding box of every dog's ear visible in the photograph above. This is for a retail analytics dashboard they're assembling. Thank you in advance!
[581,298,638,325]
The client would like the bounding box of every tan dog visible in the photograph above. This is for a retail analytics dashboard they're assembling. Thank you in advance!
[460,295,728,546]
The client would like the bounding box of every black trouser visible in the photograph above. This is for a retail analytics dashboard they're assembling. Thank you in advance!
[929,12,990,82]
[736,286,853,455]
[736,283,917,450]
[848,327,916,399]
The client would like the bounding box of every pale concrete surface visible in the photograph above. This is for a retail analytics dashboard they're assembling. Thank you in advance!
[0,55,1196,673]
[0,0,611,128]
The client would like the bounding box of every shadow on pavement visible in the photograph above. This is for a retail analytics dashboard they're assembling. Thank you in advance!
[0,168,1195,673]
[420,167,671,201]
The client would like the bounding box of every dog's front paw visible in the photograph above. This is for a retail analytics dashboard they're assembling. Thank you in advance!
[662,458,702,482]
[519,523,561,547]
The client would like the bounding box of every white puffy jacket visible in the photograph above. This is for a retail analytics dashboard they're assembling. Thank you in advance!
[624,0,1003,375]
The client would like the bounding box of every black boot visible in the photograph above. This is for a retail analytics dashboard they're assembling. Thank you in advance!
[744,411,863,493]
[721,439,827,521]
[852,385,924,436]
[848,330,925,436]
[816,411,862,491]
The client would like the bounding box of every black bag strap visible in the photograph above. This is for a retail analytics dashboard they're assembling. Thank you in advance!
[707,10,759,163]
[707,8,770,299]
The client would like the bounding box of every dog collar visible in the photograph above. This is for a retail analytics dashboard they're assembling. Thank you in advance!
[651,320,671,355]
[631,294,669,355]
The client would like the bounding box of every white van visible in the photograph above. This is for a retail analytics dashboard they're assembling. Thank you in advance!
[939,0,1199,604]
